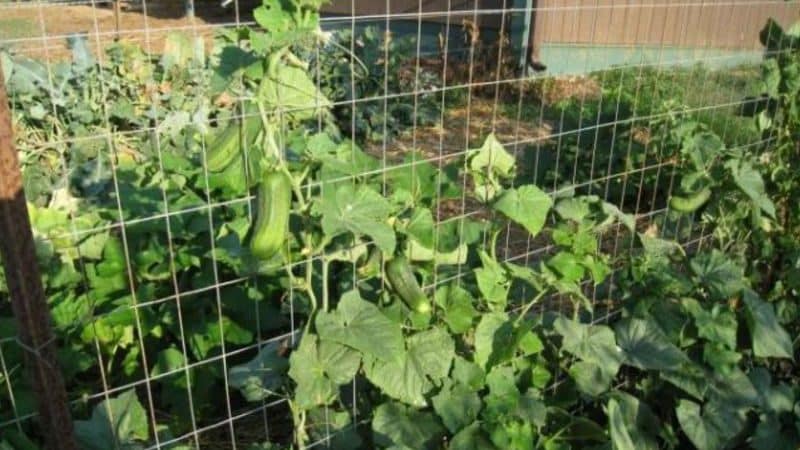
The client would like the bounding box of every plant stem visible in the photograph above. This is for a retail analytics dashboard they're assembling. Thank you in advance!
[514,290,548,326]
[304,246,318,311]
[326,38,369,78]
[321,258,330,311]
[490,227,501,262]
[283,166,308,212]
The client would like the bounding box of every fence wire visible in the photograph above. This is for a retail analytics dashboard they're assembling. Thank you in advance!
[0,0,798,448]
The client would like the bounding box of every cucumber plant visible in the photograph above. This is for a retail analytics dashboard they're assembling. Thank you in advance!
[1,1,799,449]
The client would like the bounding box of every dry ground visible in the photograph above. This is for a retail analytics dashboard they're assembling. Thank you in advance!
[0,1,236,59]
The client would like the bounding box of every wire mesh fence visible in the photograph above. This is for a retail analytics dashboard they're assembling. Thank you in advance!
[0,0,798,449]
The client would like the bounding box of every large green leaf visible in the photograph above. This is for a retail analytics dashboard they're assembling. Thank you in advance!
[689,250,745,301]
[434,284,479,334]
[306,408,363,450]
[742,289,793,359]
[474,312,517,370]
[683,131,723,171]
[316,290,404,361]
[253,0,294,34]
[662,364,759,410]
[607,393,659,450]
[493,185,552,237]
[554,197,592,222]
[316,141,380,180]
[675,400,746,450]
[569,361,613,397]
[467,133,516,202]
[229,341,289,402]
[74,390,149,450]
[288,335,339,409]
[449,422,498,450]
[260,64,330,121]
[468,133,516,177]
[751,415,800,450]
[475,251,511,311]
[317,339,362,385]
[553,317,623,378]
[547,252,586,284]
[749,368,796,414]
[404,209,468,265]
[150,347,186,378]
[483,366,520,419]
[451,356,486,392]
[708,367,759,408]
[405,208,436,248]
[188,316,253,360]
[316,184,396,254]
[210,46,259,94]
[614,318,688,371]
[726,160,776,218]
[288,334,361,410]
[682,298,738,349]
[364,328,455,407]
[432,381,482,433]
[489,420,535,450]
[372,402,445,450]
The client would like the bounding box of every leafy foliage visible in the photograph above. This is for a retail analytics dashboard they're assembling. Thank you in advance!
[1,2,799,450]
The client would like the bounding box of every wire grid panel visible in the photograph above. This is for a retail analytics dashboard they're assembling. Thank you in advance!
[0,0,798,448]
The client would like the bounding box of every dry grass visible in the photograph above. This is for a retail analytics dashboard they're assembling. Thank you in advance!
[365,97,553,163]
[528,76,602,106]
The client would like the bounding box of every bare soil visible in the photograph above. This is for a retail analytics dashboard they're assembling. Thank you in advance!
[0,1,240,59]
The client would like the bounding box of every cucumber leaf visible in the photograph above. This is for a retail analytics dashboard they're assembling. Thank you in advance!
[364,328,454,407]
[742,289,793,359]
[316,184,396,254]
[316,290,404,361]
[493,185,552,237]
[372,402,445,450]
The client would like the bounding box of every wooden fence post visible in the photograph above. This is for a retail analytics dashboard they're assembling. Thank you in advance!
[114,0,122,40]
[0,64,79,450]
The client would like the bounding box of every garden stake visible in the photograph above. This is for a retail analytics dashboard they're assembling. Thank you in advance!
[0,63,79,450]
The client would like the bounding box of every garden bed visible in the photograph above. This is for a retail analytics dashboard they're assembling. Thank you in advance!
[1,3,797,450]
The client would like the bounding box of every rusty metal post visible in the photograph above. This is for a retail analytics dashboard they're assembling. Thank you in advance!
[0,65,78,450]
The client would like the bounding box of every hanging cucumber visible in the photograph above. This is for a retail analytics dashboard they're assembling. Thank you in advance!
[206,107,262,173]
[386,257,431,314]
[669,187,712,213]
[249,170,292,260]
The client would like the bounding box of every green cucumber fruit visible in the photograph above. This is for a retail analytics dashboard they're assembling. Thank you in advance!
[669,187,712,213]
[249,171,292,260]
[386,257,431,313]
[206,109,262,172]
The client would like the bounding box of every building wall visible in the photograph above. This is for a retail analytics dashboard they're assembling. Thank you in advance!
[533,0,799,50]
[322,0,506,28]
[318,1,799,75]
